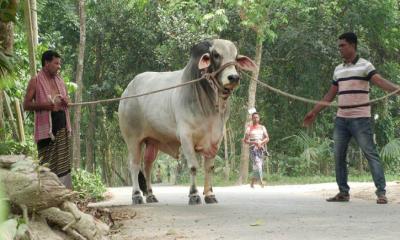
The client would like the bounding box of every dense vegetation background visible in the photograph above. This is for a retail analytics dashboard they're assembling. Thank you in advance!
[1,0,399,186]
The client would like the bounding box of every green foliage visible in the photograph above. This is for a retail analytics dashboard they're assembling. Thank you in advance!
[0,139,36,155]
[3,0,400,186]
[155,0,229,68]
[0,0,18,22]
[72,169,107,201]
[274,131,333,176]
[380,138,400,173]
[226,0,298,42]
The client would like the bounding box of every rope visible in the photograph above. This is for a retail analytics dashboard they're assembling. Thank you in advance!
[68,65,399,108]
[68,62,238,107]
[68,77,203,107]
[240,70,400,108]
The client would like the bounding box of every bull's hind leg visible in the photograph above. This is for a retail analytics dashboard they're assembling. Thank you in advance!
[128,141,144,204]
[143,140,159,203]
[204,157,218,204]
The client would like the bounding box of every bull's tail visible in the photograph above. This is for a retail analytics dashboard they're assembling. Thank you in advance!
[138,170,148,195]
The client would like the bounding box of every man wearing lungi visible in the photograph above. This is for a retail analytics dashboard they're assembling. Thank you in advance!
[23,50,72,189]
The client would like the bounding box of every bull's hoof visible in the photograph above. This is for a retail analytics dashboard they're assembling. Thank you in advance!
[189,194,202,205]
[146,194,159,203]
[132,195,144,205]
[204,195,218,204]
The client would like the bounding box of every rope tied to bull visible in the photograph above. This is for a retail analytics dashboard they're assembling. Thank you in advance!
[68,61,399,109]
[69,61,238,107]
[203,61,238,112]
[69,77,203,107]
[239,70,400,108]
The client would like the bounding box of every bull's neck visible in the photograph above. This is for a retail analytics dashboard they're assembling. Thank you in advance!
[181,61,228,117]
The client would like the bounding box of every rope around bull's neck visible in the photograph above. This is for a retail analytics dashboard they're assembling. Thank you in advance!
[239,70,400,108]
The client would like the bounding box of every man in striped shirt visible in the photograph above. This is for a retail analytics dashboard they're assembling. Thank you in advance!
[303,32,399,204]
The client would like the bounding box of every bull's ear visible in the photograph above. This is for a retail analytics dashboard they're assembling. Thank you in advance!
[236,55,257,72]
[198,53,211,70]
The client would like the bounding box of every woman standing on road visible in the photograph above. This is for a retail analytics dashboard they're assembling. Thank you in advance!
[244,111,269,188]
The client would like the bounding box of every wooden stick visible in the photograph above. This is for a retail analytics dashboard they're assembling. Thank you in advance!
[14,99,25,142]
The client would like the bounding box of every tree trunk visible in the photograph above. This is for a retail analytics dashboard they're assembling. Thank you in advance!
[223,125,230,181]
[358,148,364,173]
[85,105,95,172]
[85,33,103,173]
[72,0,86,169]
[106,143,112,185]
[227,126,235,170]
[238,35,263,184]
[23,0,37,77]
[98,107,112,185]
[0,21,14,56]
[30,0,38,46]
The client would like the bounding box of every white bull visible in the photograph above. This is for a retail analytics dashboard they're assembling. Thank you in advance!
[118,39,256,204]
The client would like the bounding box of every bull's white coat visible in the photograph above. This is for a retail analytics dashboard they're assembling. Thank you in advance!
[118,39,256,204]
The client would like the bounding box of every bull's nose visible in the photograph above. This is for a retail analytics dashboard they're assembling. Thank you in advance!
[228,74,240,83]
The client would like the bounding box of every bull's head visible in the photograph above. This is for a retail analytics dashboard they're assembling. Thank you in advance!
[197,39,257,99]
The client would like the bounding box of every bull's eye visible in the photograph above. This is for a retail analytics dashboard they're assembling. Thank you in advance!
[213,52,220,60]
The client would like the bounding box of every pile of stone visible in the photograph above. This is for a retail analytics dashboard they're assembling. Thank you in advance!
[0,155,109,240]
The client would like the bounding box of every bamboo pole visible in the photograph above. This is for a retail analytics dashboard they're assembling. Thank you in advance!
[3,91,18,140]
[14,99,25,142]
[24,0,37,78]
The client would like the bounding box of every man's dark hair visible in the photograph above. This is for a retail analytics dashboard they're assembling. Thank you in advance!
[41,50,61,67]
[251,112,259,117]
[339,32,357,49]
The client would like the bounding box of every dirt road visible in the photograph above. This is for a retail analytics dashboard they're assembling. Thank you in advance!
[90,182,400,240]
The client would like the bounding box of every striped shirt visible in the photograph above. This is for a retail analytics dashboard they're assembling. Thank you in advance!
[332,56,377,118]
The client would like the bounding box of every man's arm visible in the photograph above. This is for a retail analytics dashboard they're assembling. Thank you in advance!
[371,74,400,93]
[23,78,55,111]
[303,85,338,127]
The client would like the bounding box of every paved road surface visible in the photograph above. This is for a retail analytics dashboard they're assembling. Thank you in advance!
[90,182,400,240]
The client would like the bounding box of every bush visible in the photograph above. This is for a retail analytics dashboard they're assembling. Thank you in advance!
[0,140,36,156]
[72,169,107,201]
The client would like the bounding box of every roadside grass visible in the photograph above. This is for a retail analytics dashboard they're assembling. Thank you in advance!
[171,172,399,187]
[263,174,399,186]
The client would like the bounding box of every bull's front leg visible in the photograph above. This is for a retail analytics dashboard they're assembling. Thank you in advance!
[204,157,218,204]
[180,135,201,205]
